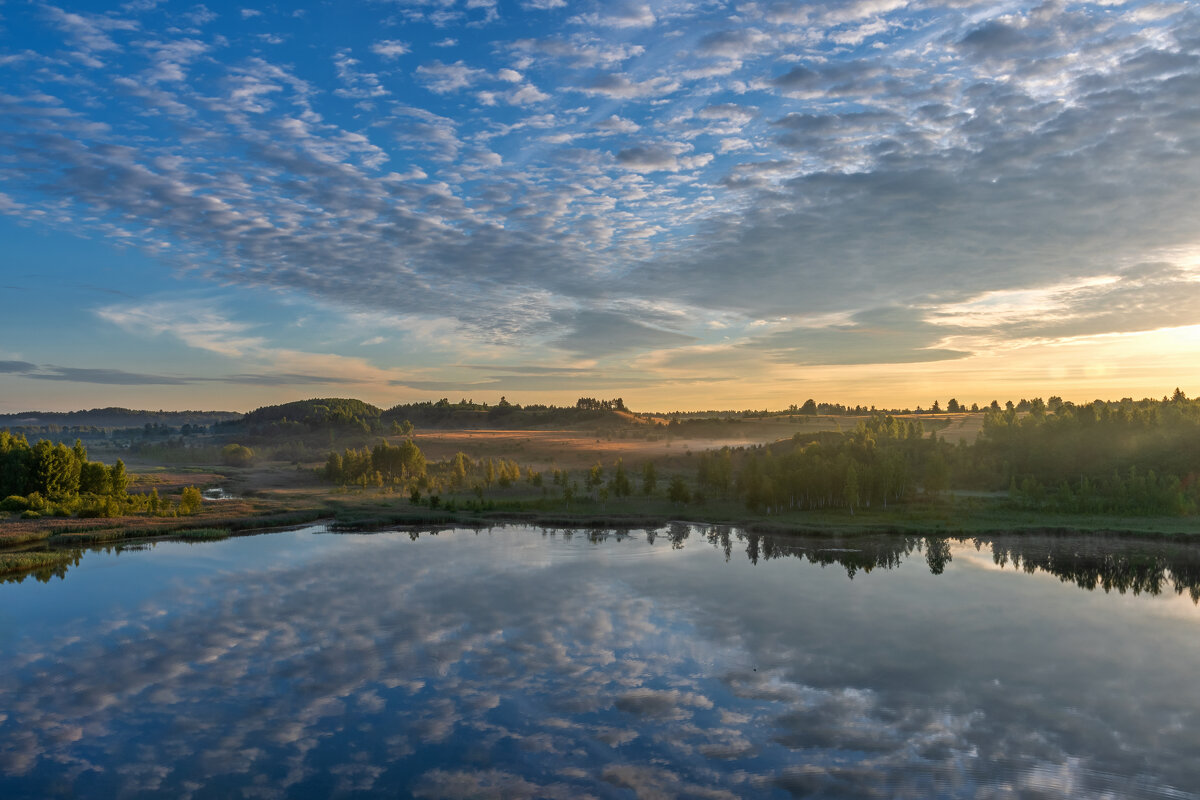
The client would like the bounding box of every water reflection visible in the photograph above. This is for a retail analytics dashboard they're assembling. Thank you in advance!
[10,527,1200,604]
[1,527,1199,799]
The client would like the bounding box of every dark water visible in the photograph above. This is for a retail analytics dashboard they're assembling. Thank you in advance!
[2,526,1200,799]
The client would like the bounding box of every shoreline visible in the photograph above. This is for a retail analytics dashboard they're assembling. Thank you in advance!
[5,499,1200,582]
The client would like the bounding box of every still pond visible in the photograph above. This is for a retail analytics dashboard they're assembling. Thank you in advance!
[2,525,1199,798]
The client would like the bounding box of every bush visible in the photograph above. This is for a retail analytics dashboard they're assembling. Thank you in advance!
[221,444,255,467]
[1,495,29,512]
[20,510,40,520]
[179,486,203,515]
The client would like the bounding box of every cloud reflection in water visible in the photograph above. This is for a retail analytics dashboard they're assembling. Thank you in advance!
[0,527,1199,799]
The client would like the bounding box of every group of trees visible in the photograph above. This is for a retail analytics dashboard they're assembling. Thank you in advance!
[1,432,128,502]
[702,392,1199,517]
[714,416,932,514]
[323,439,427,487]
[961,392,1200,514]
[0,431,204,519]
[575,397,627,412]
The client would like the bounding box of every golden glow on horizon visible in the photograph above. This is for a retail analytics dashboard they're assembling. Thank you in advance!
[3,324,1198,414]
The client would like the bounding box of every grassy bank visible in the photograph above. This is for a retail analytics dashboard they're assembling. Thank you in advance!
[0,550,79,580]
[1,486,1197,583]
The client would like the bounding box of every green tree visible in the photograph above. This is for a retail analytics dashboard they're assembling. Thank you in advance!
[642,461,657,495]
[844,464,859,515]
[179,486,203,515]
[324,452,344,483]
[222,443,255,467]
[924,452,949,496]
[109,460,129,496]
[79,461,111,495]
[587,462,603,493]
[451,452,469,488]
[667,475,691,505]
[609,459,632,497]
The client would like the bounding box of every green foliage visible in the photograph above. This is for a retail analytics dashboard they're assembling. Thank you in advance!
[240,398,383,437]
[963,394,1200,514]
[0,550,79,579]
[609,459,632,497]
[178,528,230,540]
[1,494,30,512]
[587,463,603,490]
[108,460,128,495]
[642,461,657,495]
[0,432,128,504]
[720,415,925,514]
[222,443,255,467]
[322,439,428,487]
[381,397,629,430]
[79,461,111,495]
[179,486,203,515]
[667,475,691,505]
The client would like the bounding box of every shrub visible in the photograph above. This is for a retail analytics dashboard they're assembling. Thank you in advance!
[1,495,29,512]
[179,486,203,515]
[221,444,255,467]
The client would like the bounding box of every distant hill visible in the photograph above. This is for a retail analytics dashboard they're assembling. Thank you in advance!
[0,407,241,429]
[220,398,386,438]
[241,398,383,426]
[382,398,637,429]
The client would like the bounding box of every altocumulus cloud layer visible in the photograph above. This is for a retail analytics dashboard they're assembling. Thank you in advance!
[2,1,1200,398]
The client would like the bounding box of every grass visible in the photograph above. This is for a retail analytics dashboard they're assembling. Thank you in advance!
[0,550,79,579]
[177,527,231,540]
[52,529,131,543]
[0,527,54,546]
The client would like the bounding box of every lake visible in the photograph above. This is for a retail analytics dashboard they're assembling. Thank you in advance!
[2,525,1199,799]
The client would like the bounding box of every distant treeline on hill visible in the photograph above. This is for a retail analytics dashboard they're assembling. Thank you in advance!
[219,396,642,437]
[0,407,241,429]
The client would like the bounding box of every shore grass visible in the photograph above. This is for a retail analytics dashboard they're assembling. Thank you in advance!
[0,550,79,578]
[312,490,1200,539]
[2,484,1196,586]
[177,527,231,540]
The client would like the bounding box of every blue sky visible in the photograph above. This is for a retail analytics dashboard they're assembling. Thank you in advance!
[2,0,1199,411]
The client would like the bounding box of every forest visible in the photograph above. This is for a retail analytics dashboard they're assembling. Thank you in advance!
[311,392,1200,518]
[3,391,1199,527]
[708,392,1200,516]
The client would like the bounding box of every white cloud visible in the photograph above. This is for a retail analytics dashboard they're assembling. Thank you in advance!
[371,39,411,60]
[594,115,640,134]
[415,60,488,93]
[577,73,679,99]
[571,2,656,28]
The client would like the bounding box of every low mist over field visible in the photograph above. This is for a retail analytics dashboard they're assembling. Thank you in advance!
[3,1,1200,411]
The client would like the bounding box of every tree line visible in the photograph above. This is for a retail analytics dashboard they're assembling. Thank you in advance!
[701,392,1199,517]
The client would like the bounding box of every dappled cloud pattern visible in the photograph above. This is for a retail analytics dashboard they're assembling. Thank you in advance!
[3,1,1200,401]
[2,528,1200,798]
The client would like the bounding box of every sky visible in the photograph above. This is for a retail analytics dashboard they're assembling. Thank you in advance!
[1,0,1198,413]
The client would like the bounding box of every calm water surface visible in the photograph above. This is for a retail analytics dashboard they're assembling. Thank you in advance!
[2,525,1200,799]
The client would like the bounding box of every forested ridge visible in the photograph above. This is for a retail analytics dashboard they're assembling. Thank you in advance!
[715,392,1200,516]
[0,407,238,428]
